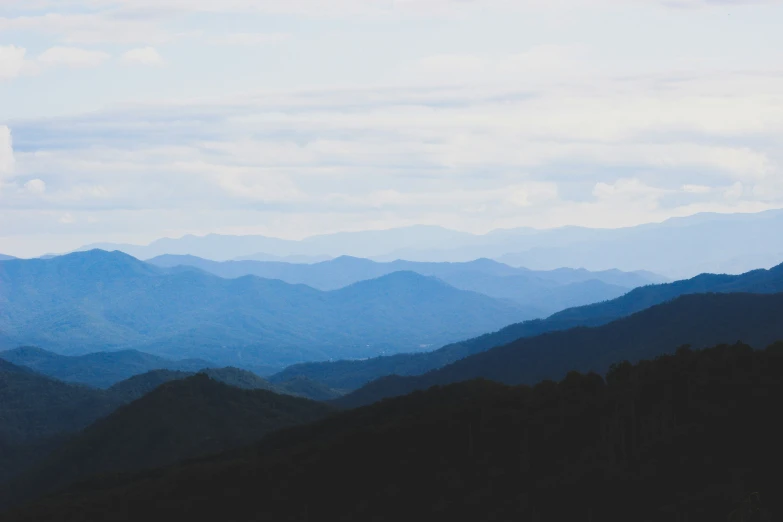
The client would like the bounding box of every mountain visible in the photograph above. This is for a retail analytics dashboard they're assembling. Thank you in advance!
[0,347,214,388]
[0,250,533,368]
[147,255,657,315]
[271,261,783,391]
[334,292,783,408]
[4,375,333,505]
[0,254,15,261]
[77,209,783,277]
[494,208,783,278]
[0,367,120,447]
[0,358,32,375]
[5,342,783,521]
[105,369,192,403]
[78,225,473,261]
[234,253,333,263]
[106,367,341,402]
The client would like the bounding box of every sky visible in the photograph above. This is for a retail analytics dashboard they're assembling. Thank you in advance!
[1,0,783,257]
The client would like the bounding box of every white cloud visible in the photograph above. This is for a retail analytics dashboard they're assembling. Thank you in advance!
[0,45,27,80]
[121,47,165,66]
[24,179,47,194]
[38,46,110,68]
[209,33,291,45]
[0,126,15,178]
[0,13,172,44]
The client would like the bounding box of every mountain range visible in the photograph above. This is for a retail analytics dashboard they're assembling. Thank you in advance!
[74,209,783,278]
[272,261,783,390]
[334,291,783,408]
[5,342,782,521]
[0,358,337,485]
[147,254,661,315]
[0,250,535,369]
[2,374,333,506]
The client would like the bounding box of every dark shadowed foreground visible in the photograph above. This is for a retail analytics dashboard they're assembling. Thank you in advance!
[5,342,781,521]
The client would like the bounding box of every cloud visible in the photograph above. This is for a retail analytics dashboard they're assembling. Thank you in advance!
[121,47,165,66]
[23,178,47,194]
[209,33,291,45]
[0,126,15,178]
[0,45,27,80]
[38,46,110,68]
[0,13,172,44]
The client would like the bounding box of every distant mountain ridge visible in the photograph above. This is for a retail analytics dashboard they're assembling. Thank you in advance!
[334,291,783,408]
[272,261,783,390]
[0,251,533,368]
[71,208,783,277]
[147,255,660,315]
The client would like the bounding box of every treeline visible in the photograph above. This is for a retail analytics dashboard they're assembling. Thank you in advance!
[6,341,782,521]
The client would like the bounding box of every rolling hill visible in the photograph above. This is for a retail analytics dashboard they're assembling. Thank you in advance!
[3,375,333,505]
[271,261,783,391]
[0,250,534,369]
[333,292,783,408]
[0,347,214,388]
[5,342,782,521]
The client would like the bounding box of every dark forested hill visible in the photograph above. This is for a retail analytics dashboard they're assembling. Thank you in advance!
[0,369,120,446]
[5,343,782,521]
[4,375,333,505]
[0,347,214,388]
[148,254,661,314]
[0,250,533,368]
[272,261,783,390]
[106,367,341,402]
[334,292,783,408]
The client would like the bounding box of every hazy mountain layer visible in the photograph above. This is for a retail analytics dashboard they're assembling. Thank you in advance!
[271,261,783,390]
[78,209,783,278]
[148,255,660,314]
[0,251,534,368]
[0,347,214,389]
[6,343,782,521]
[334,292,783,408]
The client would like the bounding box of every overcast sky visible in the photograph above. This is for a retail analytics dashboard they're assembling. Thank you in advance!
[1,0,783,257]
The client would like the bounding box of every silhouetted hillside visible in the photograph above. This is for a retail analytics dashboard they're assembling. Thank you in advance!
[107,367,340,403]
[334,292,783,408]
[0,369,120,446]
[5,375,333,504]
[273,262,783,390]
[5,343,782,521]
[0,358,32,374]
[105,369,191,403]
[0,250,532,368]
[0,347,214,388]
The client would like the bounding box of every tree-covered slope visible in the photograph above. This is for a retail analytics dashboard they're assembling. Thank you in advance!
[5,375,333,504]
[272,261,783,390]
[5,343,782,521]
[0,347,214,388]
[0,250,533,368]
[0,369,120,446]
[334,292,783,408]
